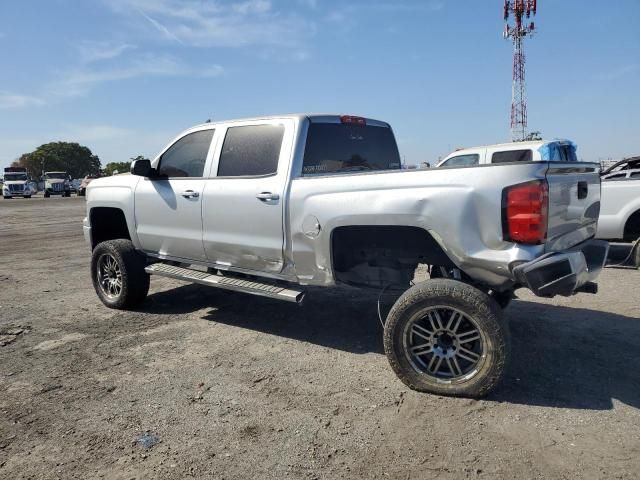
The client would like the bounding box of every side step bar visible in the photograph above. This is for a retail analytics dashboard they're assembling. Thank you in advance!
[145,263,305,304]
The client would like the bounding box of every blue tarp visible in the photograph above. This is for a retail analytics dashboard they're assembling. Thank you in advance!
[538,140,578,162]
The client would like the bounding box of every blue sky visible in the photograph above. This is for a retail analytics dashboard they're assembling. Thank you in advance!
[1,0,638,170]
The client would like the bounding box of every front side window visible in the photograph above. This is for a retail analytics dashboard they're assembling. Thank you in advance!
[441,154,479,167]
[158,130,214,178]
[302,123,401,175]
[491,149,533,163]
[217,124,284,177]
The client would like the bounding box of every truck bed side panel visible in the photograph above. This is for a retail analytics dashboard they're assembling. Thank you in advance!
[288,164,552,288]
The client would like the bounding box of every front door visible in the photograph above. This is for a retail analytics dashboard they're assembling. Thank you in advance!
[202,120,293,273]
[134,129,215,261]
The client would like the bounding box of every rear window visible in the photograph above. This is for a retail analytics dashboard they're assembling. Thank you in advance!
[441,154,479,167]
[491,149,532,163]
[218,124,284,177]
[302,123,401,175]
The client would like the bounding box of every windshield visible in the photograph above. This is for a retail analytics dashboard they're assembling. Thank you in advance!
[302,123,401,175]
[4,173,27,181]
[46,173,67,179]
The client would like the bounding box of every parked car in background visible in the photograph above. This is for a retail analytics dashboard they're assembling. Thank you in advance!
[596,156,640,267]
[82,114,607,398]
[436,139,578,168]
[78,175,100,196]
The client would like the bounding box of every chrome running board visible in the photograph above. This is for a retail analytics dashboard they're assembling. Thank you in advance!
[145,263,305,304]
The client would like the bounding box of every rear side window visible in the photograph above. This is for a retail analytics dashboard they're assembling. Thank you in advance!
[441,154,479,167]
[491,149,532,163]
[217,125,284,177]
[302,123,401,175]
[605,173,627,180]
[158,130,214,178]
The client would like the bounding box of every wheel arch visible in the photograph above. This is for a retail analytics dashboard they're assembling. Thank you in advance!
[329,225,458,289]
[89,207,132,249]
[623,209,640,242]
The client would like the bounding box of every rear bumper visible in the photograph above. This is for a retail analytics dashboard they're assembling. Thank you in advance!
[512,239,609,297]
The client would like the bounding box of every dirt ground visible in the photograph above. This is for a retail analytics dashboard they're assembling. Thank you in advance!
[1,196,639,480]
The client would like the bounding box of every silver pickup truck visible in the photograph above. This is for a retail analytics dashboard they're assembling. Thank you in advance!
[83,114,608,397]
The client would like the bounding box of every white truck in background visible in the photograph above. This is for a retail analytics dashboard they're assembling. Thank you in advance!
[596,156,640,267]
[3,167,35,199]
[43,171,72,197]
[436,139,578,167]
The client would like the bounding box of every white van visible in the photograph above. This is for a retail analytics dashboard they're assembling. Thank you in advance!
[436,140,578,168]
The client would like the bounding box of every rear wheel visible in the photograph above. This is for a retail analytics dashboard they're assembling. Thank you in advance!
[91,239,150,309]
[384,279,510,398]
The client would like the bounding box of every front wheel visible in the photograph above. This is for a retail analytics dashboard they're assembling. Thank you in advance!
[91,239,150,309]
[383,279,510,398]
[3,196,11,199]
[44,191,50,198]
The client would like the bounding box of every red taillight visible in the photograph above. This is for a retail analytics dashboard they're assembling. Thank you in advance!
[503,180,548,244]
[340,115,366,125]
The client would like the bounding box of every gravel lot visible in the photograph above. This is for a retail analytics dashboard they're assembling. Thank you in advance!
[1,196,639,479]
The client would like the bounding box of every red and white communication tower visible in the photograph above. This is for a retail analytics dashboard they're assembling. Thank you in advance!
[503,0,537,142]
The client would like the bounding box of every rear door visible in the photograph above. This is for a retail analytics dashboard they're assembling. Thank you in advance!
[545,162,601,251]
[201,119,294,273]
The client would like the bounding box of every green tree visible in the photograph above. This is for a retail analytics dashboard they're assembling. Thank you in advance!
[103,156,149,176]
[14,142,101,179]
[104,161,132,176]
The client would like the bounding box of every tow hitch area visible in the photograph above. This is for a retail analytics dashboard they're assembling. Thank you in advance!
[512,239,609,297]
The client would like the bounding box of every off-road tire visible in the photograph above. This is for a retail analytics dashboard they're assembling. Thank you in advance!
[91,239,150,309]
[383,279,510,398]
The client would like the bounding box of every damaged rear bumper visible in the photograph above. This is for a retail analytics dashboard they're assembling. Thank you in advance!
[512,239,609,297]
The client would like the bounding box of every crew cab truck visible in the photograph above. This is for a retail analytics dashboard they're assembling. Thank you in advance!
[3,167,34,199]
[44,171,72,197]
[83,114,608,398]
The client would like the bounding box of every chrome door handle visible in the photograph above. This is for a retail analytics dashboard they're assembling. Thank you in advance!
[181,190,200,199]
[256,192,280,201]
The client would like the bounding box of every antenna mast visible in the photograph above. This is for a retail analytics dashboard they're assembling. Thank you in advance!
[503,0,537,142]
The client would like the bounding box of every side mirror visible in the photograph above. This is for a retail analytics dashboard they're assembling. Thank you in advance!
[131,159,153,177]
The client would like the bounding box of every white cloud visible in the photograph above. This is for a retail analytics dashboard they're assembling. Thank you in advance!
[59,124,132,142]
[597,64,639,81]
[136,8,184,44]
[78,41,136,63]
[104,0,314,49]
[50,54,225,97]
[0,92,45,110]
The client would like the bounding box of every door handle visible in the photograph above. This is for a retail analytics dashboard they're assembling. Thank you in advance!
[181,190,200,199]
[256,192,279,201]
[577,181,588,200]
